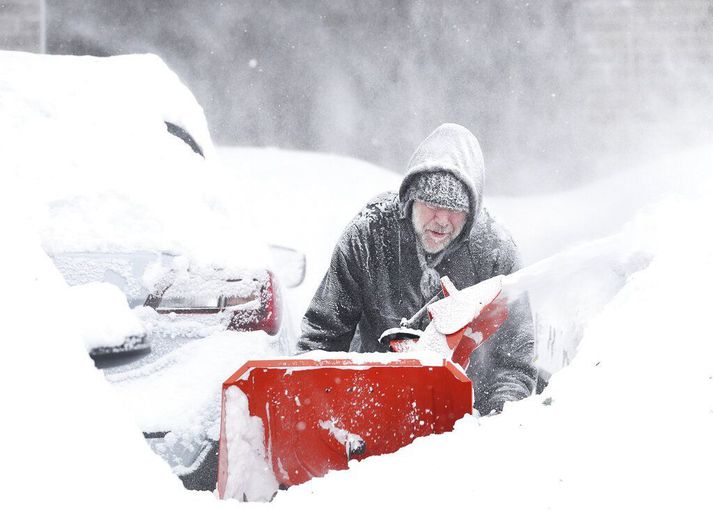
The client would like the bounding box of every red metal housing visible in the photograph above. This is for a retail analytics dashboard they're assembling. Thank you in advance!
[217,357,473,496]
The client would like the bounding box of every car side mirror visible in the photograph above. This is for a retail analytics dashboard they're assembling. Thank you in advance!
[269,245,306,288]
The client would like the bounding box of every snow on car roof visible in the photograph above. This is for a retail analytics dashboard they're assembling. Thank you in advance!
[0,50,269,270]
[0,50,212,159]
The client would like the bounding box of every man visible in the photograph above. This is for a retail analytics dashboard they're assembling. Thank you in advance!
[298,123,536,415]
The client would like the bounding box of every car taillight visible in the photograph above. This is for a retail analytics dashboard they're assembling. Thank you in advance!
[228,271,281,336]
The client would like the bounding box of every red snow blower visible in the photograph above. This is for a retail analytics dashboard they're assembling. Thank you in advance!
[217,275,509,498]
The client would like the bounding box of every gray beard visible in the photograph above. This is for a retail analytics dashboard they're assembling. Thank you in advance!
[413,222,457,254]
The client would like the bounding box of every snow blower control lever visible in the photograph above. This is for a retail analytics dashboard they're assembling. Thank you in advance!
[380,275,508,371]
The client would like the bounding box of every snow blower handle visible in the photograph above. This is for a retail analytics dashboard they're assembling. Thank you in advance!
[380,290,444,352]
[380,327,423,352]
[400,290,444,329]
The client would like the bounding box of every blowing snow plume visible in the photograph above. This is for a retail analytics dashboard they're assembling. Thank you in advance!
[504,232,652,377]
[413,230,651,381]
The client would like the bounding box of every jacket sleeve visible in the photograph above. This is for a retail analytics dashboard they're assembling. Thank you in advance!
[473,234,537,414]
[297,225,364,353]
[478,294,537,414]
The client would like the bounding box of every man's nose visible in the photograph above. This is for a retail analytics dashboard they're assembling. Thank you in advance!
[433,208,450,225]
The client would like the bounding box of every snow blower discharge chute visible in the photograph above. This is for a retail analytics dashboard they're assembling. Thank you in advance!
[217,275,509,498]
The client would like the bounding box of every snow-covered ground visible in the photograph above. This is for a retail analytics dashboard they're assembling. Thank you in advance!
[3,51,713,511]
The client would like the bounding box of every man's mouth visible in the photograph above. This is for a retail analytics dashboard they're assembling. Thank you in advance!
[426,229,450,241]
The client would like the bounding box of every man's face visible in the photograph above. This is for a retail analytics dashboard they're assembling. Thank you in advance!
[411,200,467,254]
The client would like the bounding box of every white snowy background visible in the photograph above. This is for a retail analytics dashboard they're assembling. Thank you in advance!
[2,47,713,513]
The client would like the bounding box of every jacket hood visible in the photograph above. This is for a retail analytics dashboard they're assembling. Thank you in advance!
[399,123,484,237]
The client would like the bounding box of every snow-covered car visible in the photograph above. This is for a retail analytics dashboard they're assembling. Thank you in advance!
[1,50,304,490]
[52,249,299,491]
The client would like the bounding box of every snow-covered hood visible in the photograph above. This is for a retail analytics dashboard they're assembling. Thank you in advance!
[398,123,485,237]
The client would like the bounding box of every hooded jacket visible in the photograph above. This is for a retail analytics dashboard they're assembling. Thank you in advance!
[298,124,536,414]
